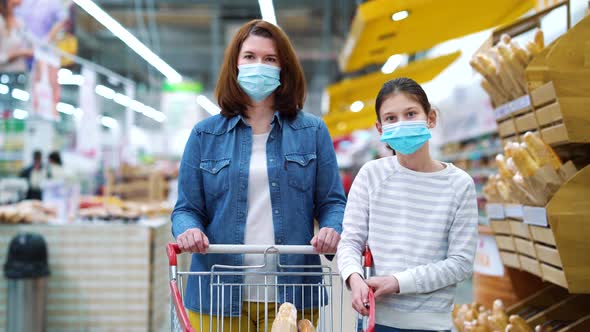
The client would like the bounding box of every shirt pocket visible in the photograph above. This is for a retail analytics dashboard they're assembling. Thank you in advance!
[284,153,316,192]
[199,158,231,199]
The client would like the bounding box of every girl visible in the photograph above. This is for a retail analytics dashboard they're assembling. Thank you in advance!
[337,78,478,332]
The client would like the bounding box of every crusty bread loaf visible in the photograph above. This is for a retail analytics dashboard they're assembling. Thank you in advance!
[298,319,315,332]
[271,303,297,332]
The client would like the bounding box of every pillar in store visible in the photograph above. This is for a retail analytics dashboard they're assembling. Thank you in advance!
[121,83,136,165]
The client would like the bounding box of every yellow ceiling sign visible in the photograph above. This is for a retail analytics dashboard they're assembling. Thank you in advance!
[324,51,461,138]
[339,0,534,73]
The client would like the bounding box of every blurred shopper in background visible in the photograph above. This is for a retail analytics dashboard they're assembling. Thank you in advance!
[20,150,44,200]
[46,150,65,180]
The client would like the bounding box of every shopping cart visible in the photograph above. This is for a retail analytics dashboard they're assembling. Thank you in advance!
[166,243,375,332]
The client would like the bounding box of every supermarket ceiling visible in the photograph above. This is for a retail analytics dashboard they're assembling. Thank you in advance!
[76,0,358,94]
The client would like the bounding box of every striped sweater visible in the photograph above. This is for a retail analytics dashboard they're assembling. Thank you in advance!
[337,156,478,330]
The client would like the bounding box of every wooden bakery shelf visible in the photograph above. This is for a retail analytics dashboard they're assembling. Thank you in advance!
[527,295,590,332]
[505,285,590,332]
[490,164,590,293]
[493,15,590,147]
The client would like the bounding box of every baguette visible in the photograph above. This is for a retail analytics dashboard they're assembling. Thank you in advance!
[271,303,298,332]
[496,154,515,180]
[511,145,540,178]
[534,29,545,50]
[298,319,315,332]
[526,41,542,56]
[523,132,562,170]
[509,315,534,332]
[497,44,527,94]
[510,41,531,67]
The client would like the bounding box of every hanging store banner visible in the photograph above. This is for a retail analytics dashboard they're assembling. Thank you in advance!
[76,66,100,168]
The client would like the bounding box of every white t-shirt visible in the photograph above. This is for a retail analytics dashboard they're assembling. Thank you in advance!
[243,132,277,302]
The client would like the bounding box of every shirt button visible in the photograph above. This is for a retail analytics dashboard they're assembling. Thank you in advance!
[274,210,279,214]
[269,159,274,163]
[271,182,277,187]
[212,168,217,172]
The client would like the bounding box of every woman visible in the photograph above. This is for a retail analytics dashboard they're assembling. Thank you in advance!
[337,78,478,332]
[46,151,64,180]
[0,0,32,73]
[172,19,346,331]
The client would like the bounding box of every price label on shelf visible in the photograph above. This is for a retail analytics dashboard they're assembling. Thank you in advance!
[523,206,548,227]
[486,203,505,220]
[494,95,531,120]
[505,204,524,219]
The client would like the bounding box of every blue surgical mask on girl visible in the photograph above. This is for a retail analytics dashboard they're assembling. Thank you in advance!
[237,63,281,102]
[380,120,432,155]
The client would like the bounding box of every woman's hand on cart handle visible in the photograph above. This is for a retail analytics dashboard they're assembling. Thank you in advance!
[177,228,210,254]
[310,227,340,254]
[366,276,400,298]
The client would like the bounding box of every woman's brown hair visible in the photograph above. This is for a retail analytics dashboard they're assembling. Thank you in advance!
[215,19,306,120]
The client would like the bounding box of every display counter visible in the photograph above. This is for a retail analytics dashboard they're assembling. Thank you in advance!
[0,218,175,332]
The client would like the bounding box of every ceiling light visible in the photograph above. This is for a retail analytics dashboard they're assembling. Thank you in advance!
[95,85,116,99]
[258,0,277,26]
[72,0,182,83]
[13,109,28,119]
[113,93,132,107]
[0,84,8,95]
[11,88,30,101]
[130,100,145,113]
[57,102,76,115]
[59,74,85,86]
[74,108,84,119]
[100,115,118,129]
[391,10,409,22]
[381,54,403,74]
[0,75,8,84]
[58,68,73,77]
[142,106,166,122]
[350,101,364,113]
[196,95,221,116]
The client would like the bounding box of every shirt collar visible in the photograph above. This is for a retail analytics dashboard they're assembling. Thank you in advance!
[228,111,283,131]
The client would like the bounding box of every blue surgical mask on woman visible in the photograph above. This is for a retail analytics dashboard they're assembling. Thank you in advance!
[237,63,281,102]
[380,120,432,155]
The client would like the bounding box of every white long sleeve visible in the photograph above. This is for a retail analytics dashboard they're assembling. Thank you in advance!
[336,157,478,330]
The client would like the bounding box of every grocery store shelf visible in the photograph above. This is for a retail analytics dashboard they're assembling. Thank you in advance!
[479,216,490,225]
[442,147,502,162]
[468,168,497,178]
[0,151,23,161]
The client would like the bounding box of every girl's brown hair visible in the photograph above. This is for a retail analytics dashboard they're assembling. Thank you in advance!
[215,19,306,120]
[375,77,431,122]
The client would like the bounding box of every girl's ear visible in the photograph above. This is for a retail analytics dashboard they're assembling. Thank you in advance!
[427,107,438,129]
[375,121,383,135]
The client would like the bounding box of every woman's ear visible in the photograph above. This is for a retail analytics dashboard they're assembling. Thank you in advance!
[375,121,383,135]
[427,108,438,129]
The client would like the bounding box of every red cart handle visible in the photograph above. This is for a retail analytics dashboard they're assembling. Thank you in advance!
[167,243,182,266]
[364,288,376,332]
[363,245,373,268]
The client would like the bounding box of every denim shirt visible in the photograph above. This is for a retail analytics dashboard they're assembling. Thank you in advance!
[171,111,346,315]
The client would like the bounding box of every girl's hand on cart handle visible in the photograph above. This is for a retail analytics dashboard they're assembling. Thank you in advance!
[310,227,340,254]
[349,273,371,316]
[177,228,210,254]
[366,276,400,298]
